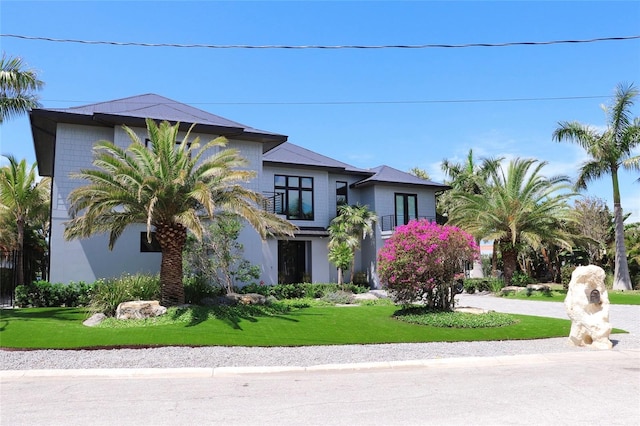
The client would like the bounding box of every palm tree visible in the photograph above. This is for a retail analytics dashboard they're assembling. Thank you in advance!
[328,203,377,283]
[64,119,296,306]
[449,158,577,285]
[0,53,44,123]
[440,149,503,277]
[553,83,640,290]
[0,156,50,286]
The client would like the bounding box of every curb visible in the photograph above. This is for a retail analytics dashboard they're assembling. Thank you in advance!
[2,349,638,379]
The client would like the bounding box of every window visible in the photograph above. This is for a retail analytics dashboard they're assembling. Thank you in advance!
[274,175,314,220]
[140,232,162,252]
[395,193,417,226]
[336,181,348,214]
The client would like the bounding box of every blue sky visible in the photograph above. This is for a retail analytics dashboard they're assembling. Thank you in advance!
[1,1,639,221]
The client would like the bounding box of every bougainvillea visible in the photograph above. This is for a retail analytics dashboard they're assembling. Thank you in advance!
[377,220,478,310]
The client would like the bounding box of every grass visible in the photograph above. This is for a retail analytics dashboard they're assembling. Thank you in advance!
[0,303,627,349]
[500,289,640,305]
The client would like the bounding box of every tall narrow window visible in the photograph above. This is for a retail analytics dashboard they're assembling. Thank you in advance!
[336,181,348,214]
[275,175,314,220]
[395,193,417,226]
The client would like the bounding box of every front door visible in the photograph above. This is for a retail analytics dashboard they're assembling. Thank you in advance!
[278,240,309,284]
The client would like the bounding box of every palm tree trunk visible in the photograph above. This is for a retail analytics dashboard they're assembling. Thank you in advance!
[16,217,25,287]
[156,222,187,306]
[500,240,517,286]
[612,171,632,290]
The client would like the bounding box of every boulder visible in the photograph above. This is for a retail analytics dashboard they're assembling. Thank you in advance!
[83,313,106,327]
[116,300,167,320]
[220,293,268,305]
[527,284,551,292]
[564,265,612,349]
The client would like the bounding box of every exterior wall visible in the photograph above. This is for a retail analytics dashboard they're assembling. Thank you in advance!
[49,122,265,284]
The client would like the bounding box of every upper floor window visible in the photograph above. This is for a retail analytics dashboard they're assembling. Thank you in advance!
[275,175,314,220]
[336,181,348,215]
[395,193,417,226]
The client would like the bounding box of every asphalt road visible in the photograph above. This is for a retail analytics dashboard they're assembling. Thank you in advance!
[2,350,639,426]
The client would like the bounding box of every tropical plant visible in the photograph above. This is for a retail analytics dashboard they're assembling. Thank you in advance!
[571,197,613,266]
[440,149,503,277]
[183,214,260,294]
[64,119,296,306]
[408,166,431,180]
[0,53,44,123]
[0,156,50,286]
[448,158,577,286]
[377,219,478,310]
[327,203,377,283]
[327,240,354,288]
[553,83,640,290]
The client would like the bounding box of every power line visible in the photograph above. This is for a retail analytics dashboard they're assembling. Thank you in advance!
[42,95,610,106]
[2,34,639,49]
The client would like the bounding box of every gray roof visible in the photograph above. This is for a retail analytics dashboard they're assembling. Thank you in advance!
[352,165,450,189]
[264,142,372,174]
[30,94,288,176]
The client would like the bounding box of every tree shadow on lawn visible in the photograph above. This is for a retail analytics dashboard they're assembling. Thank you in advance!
[170,305,302,330]
[0,308,87,323]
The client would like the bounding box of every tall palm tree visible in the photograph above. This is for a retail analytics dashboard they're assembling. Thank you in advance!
[449,158,577,285]
[328,203,377,283]
[553,83,640,290]
[0,156,50,286]
[0,53,44,123]
[440,149,503,277]
[64,119,296,306]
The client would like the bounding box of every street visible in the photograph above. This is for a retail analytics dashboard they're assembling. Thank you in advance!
[2,350,639,425]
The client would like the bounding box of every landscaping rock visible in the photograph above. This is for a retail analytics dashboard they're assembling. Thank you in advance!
[564,265,612,349]
[527,284,551,292]
[222,293,268,305]
[83,313,106,327]
[116,300,167,320]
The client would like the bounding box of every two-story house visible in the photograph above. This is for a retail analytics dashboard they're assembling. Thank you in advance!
[30,94,448,289]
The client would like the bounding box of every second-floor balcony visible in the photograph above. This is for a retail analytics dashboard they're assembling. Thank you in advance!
[262,192,284,214]
[380,215,436,232]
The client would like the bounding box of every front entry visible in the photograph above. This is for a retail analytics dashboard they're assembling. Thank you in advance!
[278,240,310,284]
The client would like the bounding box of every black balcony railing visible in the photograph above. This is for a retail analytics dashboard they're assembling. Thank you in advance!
[380,215,436,232]
[262,192,284,214]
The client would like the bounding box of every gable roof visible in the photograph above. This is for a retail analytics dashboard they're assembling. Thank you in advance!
[263,142,372,174]
[352,165,450,189]
[30,94,288,176]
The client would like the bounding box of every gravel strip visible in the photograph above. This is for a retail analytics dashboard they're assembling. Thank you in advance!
[3,294,638,371]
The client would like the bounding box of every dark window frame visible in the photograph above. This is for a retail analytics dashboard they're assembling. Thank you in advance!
[336,181,348,215]
[394,193,418,226]
[274,174,314,220]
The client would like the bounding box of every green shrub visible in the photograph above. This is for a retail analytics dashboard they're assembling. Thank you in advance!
[183,275,225,303]
[89,273,160,316]
[321,290,354,305]
[14,281,94,308]
[393,306,519,328]
[511,271,533,287]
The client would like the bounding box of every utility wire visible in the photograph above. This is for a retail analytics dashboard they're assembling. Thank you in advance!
[43,95,610,106]
[2,34,639,49]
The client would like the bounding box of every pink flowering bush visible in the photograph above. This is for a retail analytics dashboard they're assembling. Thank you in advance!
[377,220,478,310]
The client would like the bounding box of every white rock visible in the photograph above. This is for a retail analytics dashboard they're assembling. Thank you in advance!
[564,265,612,349]
[83,313,106,327]
[116,300,167,320]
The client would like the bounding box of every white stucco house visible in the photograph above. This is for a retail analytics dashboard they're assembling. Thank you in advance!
[30,94,449,288]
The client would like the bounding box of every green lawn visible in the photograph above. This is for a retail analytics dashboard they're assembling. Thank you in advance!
[500,289,640,305]
[0,305,626,350]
